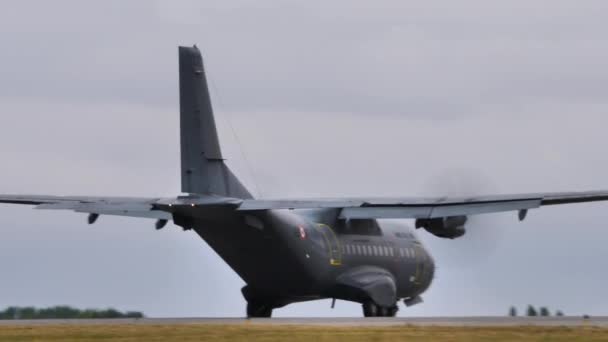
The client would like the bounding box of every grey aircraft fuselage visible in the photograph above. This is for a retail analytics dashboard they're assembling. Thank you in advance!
[174,205,434,314]
[168,45,433,317]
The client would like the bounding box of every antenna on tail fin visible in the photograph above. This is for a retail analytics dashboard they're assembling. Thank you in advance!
[178,45,252,199]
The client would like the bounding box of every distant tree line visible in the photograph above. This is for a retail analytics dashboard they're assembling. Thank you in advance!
[509,305,563,317]
[0,306,144,320]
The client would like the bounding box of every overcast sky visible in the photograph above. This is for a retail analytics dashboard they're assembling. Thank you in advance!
[1,0,608,318]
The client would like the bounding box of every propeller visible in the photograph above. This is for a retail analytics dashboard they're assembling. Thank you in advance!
[420,168,508,268]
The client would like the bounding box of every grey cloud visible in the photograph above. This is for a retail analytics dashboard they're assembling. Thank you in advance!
[2,0,608,116]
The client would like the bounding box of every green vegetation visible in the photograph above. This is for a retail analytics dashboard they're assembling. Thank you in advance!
[527,305,538,317]
[510,305,566,317]
[0,325,607,342]
[539,307,550,317]
[0,306,143,320]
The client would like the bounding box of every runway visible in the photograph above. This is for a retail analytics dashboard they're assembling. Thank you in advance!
[0,316,606,327]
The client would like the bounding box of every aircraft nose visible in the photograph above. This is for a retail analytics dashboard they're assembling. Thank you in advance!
[419,248,436,290]
[427,253,436,281]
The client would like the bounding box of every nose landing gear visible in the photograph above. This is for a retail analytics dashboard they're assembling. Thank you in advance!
[362,301,398,317]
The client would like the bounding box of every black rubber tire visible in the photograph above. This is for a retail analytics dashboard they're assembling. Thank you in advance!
[378,306,390,317]
[247,302,273,318]
[362,301,378,317]
[387,305,399,317]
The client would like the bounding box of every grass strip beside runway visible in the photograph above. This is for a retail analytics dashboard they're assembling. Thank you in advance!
[1,324,607,341]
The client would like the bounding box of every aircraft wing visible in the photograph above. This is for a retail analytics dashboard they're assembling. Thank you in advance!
[4,190,608,221]
[0,195,173,220]
[238,191,608,219]
[0,194,245,223]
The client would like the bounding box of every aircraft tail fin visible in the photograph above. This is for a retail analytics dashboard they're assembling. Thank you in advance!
[178,46,252,199]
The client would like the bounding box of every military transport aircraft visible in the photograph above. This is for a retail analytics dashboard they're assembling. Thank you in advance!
[2,46,608,318]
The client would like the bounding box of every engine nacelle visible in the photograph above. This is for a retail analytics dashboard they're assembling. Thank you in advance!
[415,216,467,239]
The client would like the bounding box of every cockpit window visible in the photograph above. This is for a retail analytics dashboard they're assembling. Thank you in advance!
[335,219,382,236]
[308,227,326,252]
[395,231,415,239]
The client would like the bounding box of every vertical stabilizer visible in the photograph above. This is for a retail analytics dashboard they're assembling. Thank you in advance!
[179,46,252,199]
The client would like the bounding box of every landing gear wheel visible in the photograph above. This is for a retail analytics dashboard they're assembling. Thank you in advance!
[246,302,273,318]
[387,305,399,317]
[378,306,390,317]
[362,301,379,317]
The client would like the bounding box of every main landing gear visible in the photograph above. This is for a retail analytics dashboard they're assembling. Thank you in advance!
[362,301,398,317]
[246,302,273,318]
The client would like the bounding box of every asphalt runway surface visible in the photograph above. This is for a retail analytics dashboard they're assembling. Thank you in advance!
[0,316,606,327]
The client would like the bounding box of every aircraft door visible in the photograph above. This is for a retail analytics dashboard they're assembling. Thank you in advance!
[316,224,342,266]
